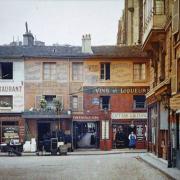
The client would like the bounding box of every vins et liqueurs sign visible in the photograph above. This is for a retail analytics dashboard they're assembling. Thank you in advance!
[84,87,149,94]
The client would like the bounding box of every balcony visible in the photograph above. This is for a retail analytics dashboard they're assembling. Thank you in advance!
[22,109,72,119]
[142,8,167,50]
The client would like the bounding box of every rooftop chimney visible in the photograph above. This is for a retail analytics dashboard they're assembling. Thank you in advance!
[23,22,34,46]
[82,34,93,54]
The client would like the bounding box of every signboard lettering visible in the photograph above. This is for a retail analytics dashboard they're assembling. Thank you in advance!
[111,113,147,119]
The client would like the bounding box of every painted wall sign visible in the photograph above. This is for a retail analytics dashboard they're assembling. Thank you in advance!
[0,86,22,92]
[73,115,99,121]
[84,87,149,94]
[111,112,147,119]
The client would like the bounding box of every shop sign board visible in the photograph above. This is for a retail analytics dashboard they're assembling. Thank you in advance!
[84,87,149,94]
[111,112,147,119]
[73,115,99,121]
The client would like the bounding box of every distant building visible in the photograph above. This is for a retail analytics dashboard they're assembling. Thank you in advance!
[117,0,143,45]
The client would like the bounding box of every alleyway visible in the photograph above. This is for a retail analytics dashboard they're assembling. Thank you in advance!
[0,153,172,180]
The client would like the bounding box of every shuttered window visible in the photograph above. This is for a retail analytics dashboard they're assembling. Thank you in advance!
[72,62,83,81]
[43,62,56,80]
[172,0,179,34]
[35,95,41,109]
[133,63,146,81]
[70,96,83,112]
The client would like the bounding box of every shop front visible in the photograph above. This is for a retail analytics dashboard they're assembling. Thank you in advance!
[22,112,72,149]
[0,113,25,144]
[111,112,147,149]
[72,115,100,149]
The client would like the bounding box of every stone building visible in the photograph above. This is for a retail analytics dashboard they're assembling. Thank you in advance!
[117,0,143,45]
[142,0,180,168]
[0,34,150,151]
[0,53,25,144]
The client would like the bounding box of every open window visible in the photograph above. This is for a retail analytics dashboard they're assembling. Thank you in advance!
[100,96,110,110]
[0,96,13,108]
[100,63,110,80]
[0,62,13,79]
[44,95,56,109]
[133,95,146,109]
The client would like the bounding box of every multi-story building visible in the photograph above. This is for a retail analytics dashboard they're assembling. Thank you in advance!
[0,51,25,144]
[117,0,143,45]
[141,0,180,168]
[0,34,150,151]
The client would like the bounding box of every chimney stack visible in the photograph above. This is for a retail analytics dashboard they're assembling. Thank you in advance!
[82,34,93,54]
[23,22,34,46]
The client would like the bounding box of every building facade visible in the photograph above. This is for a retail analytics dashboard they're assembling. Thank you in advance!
[117,0,143,45]
[0,42,150,151]
[0,57,25,143]
[141,0,180,168]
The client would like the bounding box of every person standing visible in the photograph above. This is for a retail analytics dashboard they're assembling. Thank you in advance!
[128,132,136,149]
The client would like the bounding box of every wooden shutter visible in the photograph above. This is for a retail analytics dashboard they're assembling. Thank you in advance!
[172,0,179,34]
[70,96,73,110]
[56,95,63,110]
[35,95,41,109]
[78,96,83,112]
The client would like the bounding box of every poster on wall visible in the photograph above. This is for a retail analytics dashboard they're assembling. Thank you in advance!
[136,125,144,141]
[102,120,109,140]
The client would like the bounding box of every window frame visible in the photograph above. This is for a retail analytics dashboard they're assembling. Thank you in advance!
[100,96,110,110]
[0,62,13,80]
[133,95,146,110]
[72,62,83,81]
[0,95,13,109]
[100,62,110,81]
[133,62,147,82]
[43,62,56,81]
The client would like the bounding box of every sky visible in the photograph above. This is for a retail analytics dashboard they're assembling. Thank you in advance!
[0,0,124,46]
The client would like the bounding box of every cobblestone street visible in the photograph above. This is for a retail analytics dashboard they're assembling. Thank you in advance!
[0,153,171,180]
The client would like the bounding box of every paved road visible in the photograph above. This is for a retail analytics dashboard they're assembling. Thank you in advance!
[0,153,171,180]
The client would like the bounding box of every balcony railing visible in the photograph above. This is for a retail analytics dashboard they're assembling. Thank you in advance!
[22,109,72,119]
[143,7,167,45]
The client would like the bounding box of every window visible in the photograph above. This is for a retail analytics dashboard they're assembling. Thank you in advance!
[155,0,165,15]
[44,95,56,109]
[72,62,83,81]
[43,62,56,80]
[70,96,83,112]
[133,95,146,109]
[0,62,13,79]
[100,96,110,110]
[100,63,110,80]
[72,96,78,111]
[0,96,13,108]
[133,63,146,81]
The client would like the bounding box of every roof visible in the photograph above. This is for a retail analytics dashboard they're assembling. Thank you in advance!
[0,45,148,59]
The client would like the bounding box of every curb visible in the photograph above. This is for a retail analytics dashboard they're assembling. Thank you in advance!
[138,156,176,180]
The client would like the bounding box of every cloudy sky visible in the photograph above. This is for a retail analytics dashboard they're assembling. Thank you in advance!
[0,0,124,46]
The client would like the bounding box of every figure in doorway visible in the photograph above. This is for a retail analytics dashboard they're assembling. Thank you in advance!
[128,132,136,149]
[115,128,125,148]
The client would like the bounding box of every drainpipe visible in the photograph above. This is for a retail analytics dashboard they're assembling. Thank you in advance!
[168,99,172,168]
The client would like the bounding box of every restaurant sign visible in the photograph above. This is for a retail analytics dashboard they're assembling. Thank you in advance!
[111,112,147,119]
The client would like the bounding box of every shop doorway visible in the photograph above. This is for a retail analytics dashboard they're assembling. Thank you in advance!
[112,124,136,149]
[73,121,100,149]
[37,122,51,147]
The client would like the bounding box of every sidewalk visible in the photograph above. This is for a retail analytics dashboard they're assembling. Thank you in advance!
[139,153,180,180]
[69,148,147,155]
